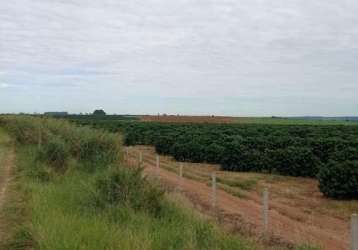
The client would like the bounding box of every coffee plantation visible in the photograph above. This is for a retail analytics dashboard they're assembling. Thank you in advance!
[70,119,358,199]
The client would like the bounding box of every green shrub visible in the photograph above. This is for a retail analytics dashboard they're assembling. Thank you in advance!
[114,122,358,184]
[2,116,46,144]
[268,147,321,177]
[0,116,121,170]
[318,161,358,199]
[71,127,121,168]
[38,136,69,170]
[155,135,176,155]
[94,168,164,215]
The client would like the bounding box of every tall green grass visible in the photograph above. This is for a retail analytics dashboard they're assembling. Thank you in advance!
[2,115,122,170]
[0,116,255,250]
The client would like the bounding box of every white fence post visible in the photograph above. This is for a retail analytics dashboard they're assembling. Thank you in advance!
[138,151,143,167]
[178,163,183,190]
[212,172,217,209]
[156,155,160,178]
[352,214,358,250]
[179,163,183,178]
[262,187,269,235]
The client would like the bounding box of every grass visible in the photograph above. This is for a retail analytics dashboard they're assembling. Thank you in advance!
[216,177,258,191]
[0,128,33,249]
[216,183,247,199]
[16,147,255,250]
[0,116,257,250]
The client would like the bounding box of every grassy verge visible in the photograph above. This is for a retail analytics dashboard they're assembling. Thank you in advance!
[0,128,32,249]
[0,116,256,250]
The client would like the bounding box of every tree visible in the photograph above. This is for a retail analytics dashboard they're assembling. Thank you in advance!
[93,109,106,116]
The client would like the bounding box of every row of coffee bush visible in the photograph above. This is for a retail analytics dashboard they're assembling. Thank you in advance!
[67,119,358,199]
[123,122,358,199]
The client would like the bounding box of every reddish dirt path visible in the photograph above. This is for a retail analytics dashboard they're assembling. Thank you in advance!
[0,145,13,210]
[125,147,350,250]
[0,132,14,242]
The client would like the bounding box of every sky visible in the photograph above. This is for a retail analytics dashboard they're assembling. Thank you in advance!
[0,0,357,116]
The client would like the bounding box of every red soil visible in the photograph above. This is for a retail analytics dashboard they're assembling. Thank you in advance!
[125,146,351,250]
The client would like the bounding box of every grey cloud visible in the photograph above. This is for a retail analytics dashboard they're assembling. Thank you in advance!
[0,0,358,114]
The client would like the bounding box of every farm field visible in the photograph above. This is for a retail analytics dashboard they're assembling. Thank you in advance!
[125,145,357,250]
[0,116,259,250]
[51,116,358,248]
[141,115,236,123]
[68,118,358,199]
[63,114,358,126]
[0,115,356,249]
[120,122,358,199]
[140,115,358,125]
[4,0,358,249]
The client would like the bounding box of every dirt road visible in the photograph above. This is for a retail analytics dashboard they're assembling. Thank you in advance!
[0,130,14,242]
[125,146,350,250]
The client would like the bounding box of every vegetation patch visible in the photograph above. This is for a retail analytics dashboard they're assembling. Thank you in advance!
[0,116,256,250]
[216,177,258,191]
[69,120,358,199]
[318,161,358,199]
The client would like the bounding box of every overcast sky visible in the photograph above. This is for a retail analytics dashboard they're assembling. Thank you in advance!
[0,0,357,116]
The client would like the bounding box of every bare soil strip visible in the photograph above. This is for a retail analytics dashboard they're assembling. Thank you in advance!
[141,115,236,123]
[0,132,15,242]
[125,146,349,250]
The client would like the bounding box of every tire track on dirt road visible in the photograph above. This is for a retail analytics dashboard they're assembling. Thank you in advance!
[0,132,15,242]
[0,151,13,209]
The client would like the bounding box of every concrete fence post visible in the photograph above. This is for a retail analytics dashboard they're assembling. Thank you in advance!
[262,187,269,235]
[211,172,217,209]
[156,155,160,178]
[352,214,358,250]
[179,163,183,178]
[138,151,143,167]
[178,163,183,190]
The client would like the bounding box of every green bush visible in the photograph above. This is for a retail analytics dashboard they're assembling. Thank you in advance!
[38,136,69,169]
[26,117,358,200]
[2,116,46,144]
[114,122,358,183]
[318,161,358,199]
[268,147,321,177]
[1,116,121,170]
[94,168,164,215]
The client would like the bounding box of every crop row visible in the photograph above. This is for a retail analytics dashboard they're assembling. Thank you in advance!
[70,120,358,199]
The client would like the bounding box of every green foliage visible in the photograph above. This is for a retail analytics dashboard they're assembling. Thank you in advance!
[216,177,257,191]
[267,147,321,177]
[77,121,358,199]
[318,161,358,199]
[94,168,164,215]
[93,109,106,116]
[11,141,254,250]
[33,117,358,199]
[1,116,45,144]
[1,116,121,170]
[38,136,69,169]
